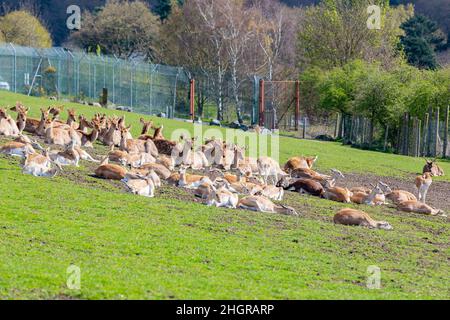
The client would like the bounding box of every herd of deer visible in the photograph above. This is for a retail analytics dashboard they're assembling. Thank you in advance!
[0,103,447,231]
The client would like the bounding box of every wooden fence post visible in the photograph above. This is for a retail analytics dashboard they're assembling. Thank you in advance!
[434,107,440,157]
[302,117,307,139]
[427,107,433,156]
[443,105,449,158]
[422,113,429,156]
[416,119,421,157]
[334,113,340,139]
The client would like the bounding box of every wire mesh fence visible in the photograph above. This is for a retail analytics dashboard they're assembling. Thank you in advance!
[0,43,191,118]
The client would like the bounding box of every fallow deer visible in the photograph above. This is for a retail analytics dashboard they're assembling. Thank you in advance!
[80,119,101,148]
[255,185,284,201]
[137,118,154,140]
[206,186,239,209]
[136,163,172,179]
[181,138,209,170]
[377,181,417,205]
[323,180,352,203]
[257,156,287,185]
[10,104,28,133]
[350,183,385,205]
[333,208,393,230]
[415,172,432,203]
[120,126,158,157]
[0,138,38,158]
[49,138,80,167]
[284,155,318,173]
[397,200,446,216]
[423,159,444,177]
[238,196,298,216]
[44,118,81,146]
[24,107,50,136]
[122,173,155,198]
[0,108,20,137]
[231,145,258,174]
[277,177,324,197]
[95,157,128,180]
[78,115,93,133]
[22,148,60,177]
[178,166,213,189]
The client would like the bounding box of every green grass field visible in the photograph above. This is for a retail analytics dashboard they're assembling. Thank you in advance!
[0,91,449,299]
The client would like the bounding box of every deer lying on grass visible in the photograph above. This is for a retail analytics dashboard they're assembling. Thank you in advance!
[0,108,20,137]
[78,115,93,133]
[10,104,28,133]
[255,185,284,201]
[137,118,154,140]
[0,134,43,158]
[119,126,158,157]
[23,107,50,135]
[157,154,175,170]
[121,171,159,197]
[397,200,446,216]
[136,163,172,179]
[350,183,385,205]
[22,148,60,177]
[323,180,352,203]
[376,181,417,205]
[49,138,80,167]
[178,166,213,189]
[333,208,393,230]
[257,156,287,185]
[277,177,324,197]
[289,168,344,187]
[122,174,155,197]
[80,119,101,148]
[284,155,318,173]
[181,138,209,170]
[206,185,239,208]
[423,159,444,176]
[44,118,81,146]
[415,172,432,203]
[231,145,258,174]
[102,116,122,146]
[238,195,298,216]
[95,157,127,180]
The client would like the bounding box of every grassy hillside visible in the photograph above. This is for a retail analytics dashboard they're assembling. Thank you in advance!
[0,92,449,299]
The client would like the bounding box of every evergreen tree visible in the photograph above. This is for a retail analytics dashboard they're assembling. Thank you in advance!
[154,0,183,21]
[400,14,446,69]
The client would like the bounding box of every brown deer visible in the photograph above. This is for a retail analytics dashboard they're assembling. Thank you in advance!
[80,119,101,148]
[397,200,445,216]
[95,157,127,180]
[119,125,158,157]
[49,138,80,167]
[238,196,298,216]
[24,107,50,136]
[206,186,239,208]
[277,177,324,197]
[22,148,60,177]
[231,145,258,174]
[102,117,122,146]
[350,183,385,205]
[44,118,81,146]
[78,115,93,133]
[10,104,29,133]
[377,181,417,204]
[178,166,213,189]
[0,138,38,158]
[0,108,20,137]
[334,208,393,230]
[415,172,433,203]
[323,180,352,203]
[136,163,172,180]
[257,156,287,185]
[255,185,284,201]
[121,172,157,197]
[284,155,318,173]
[137,118,154,140]
[423,159,444,177]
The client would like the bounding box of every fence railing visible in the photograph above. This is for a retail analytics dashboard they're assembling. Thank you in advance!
[0,43,191,118]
